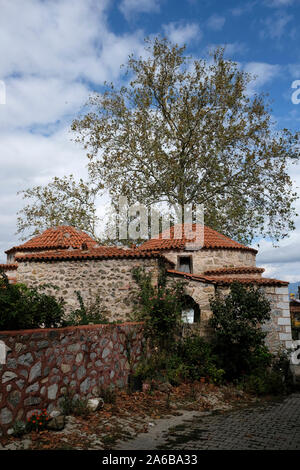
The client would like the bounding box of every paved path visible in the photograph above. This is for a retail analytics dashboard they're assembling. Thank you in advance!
[160,393,300,450]
[117,393,300,450]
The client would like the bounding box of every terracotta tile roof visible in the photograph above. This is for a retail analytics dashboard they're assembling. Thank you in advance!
[166,269,215,283]
[15,247,172,263]
[203,266,265,275]
[139,224,257,253]
[208,276,289,286]
[166,269,288,286]
[6,226,97,254]
[0,264,18,271]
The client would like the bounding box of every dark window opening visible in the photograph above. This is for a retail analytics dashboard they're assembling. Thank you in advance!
[178,256,192,273]
[181,295,200,324]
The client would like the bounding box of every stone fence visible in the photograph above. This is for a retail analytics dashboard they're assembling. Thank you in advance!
[0,322,144,436]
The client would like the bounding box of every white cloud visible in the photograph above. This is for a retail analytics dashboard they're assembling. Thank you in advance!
[231,1,257,17]
[206,14,226,31]
[264,0,295,7]
[255,162,300,283]
[0,0,147,262]
[0,77,88,131]
[119,0,160,20]
[260,11,293,39]
[243,62,281,94]
[162,21,202,46]
[206,42,247,58]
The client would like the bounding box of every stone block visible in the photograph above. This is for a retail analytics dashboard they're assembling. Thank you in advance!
[279,332,292,341]
[277,317,291,326]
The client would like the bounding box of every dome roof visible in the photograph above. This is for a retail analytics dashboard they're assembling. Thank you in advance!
[6,226,97,254]
[138,224,257,253]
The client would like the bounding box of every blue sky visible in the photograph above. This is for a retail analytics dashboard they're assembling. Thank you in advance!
[0,0,300,281]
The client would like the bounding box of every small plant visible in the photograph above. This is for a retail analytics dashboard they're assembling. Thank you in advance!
[26,409,50,432]
[99,386,117,405]
[60,387,90,417]
[66,290,109,326]
[12,420,26,437]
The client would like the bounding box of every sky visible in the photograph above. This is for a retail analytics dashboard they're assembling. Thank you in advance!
[0,0,300,282]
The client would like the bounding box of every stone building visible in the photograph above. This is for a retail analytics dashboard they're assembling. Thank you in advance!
[0,224,293,352]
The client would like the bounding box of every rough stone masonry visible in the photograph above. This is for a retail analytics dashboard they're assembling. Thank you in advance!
[0,322,144,436]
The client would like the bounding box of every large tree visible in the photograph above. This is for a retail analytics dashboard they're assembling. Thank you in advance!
[18,38,300,245]
[17,175,102,240]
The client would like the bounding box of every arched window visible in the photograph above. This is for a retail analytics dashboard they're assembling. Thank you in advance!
[181,295,200,324]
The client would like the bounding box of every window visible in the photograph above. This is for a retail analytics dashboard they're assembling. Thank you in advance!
[181,295,200,324]
[178,256,192,273]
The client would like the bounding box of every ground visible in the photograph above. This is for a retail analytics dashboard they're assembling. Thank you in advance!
[2,382,299,451]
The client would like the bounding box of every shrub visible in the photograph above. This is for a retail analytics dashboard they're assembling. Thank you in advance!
[176,335,225,384]
[132,266,186,351]
[98,386,117,404]
[26,409,50,432]
[0,271,65,330]
[60,388,90,417]
[66,290,109,326]
[134,336,224,386]
[209,281,272,380]
[239,369,286,396]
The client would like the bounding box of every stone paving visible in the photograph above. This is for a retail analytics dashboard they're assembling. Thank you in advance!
[160,393,300,450]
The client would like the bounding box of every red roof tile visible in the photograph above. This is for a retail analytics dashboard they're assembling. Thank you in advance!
[15,247,172,263]
[203,267,264,275]
[208,276,289,286]
[139,224,257,253]
[166,269,215,283]
[166,269,288,286]
[0,264,18,271]
[6,226,97,254]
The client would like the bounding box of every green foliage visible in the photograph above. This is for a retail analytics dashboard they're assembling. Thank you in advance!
[17,174,102,240]
[0,271,65,330]
[12,420,26,437]
[72,37,300,246]
[132,266,186,351]
[238,350,293,396]
[239,369,286,396]
[66,290,109,326]
[60,388,90,417]
[26,410,50,432]
[134,336,224,386]
[209,282,272,380]
[176,335,225,384]
[98,386,117,405]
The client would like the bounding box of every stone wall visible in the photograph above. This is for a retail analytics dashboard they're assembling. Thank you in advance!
[163,248,257,274]
[262,286,293,351]
[0,322,144,436]
[16,258,160,322]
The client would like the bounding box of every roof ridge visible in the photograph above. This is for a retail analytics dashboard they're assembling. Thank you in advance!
[139,223,257,253]
[6,225,97,254]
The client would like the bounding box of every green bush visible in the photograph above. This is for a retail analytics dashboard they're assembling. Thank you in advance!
[209,281,272,380]
[0,271,65,330]
[60,388,90,417]
[132,266,186,351]
[134,336,224,386]
[176,335,225,384]
[239,370,285,396]
[66,290,109,326]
